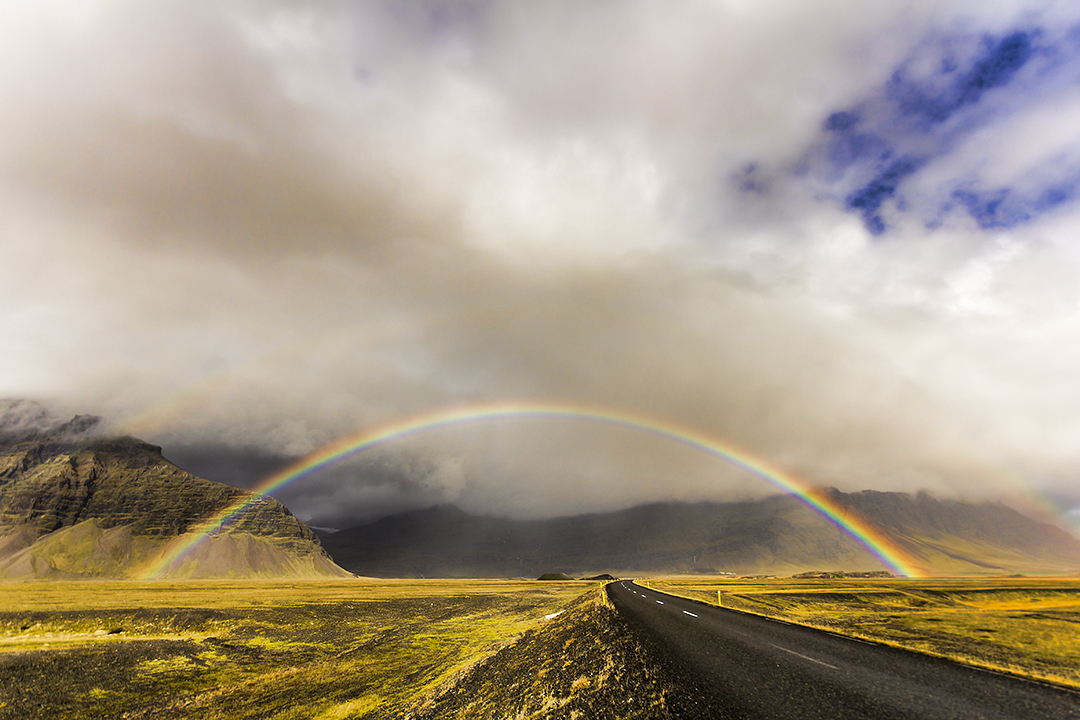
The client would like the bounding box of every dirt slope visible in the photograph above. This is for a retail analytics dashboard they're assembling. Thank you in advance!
[409,586,718,719]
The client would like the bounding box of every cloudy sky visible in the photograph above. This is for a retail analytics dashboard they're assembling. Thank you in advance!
[3,0,1080,529]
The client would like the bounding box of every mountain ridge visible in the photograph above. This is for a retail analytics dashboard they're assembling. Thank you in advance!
[3,401,1075,580]
[0,410,350,579]
[320,492,1080,578]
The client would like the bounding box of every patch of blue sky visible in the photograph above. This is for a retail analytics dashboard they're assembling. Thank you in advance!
[781,22,1080,235]
[886,31,1035,128]
[948,170,1080,230]
[845,156,927,235]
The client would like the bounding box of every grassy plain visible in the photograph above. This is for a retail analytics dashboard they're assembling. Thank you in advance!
[0,579,592,719]
[650,575,1080,689]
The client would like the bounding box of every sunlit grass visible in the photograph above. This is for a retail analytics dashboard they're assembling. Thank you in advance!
[650,576,1080,689]
[0,579,594,718]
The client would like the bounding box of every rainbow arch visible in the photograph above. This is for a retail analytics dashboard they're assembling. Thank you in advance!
[142,401,925,578]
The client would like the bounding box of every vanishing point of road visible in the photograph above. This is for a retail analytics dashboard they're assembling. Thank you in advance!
[607,580,1080,719]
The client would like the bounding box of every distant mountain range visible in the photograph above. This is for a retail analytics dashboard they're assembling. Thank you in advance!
[3,400,1078,580]
[0,403,348,579]
[320,493,1080,578]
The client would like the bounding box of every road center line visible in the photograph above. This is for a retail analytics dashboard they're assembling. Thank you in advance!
[770,644,838,669]
[656,601,664,605]
[683,611,698,617]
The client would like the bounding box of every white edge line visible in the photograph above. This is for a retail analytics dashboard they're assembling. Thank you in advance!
[770,644,838,669]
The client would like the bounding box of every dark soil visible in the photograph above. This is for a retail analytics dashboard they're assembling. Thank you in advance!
[409,587,696,719]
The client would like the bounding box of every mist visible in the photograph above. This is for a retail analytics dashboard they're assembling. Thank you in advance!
[3,1,1080,529]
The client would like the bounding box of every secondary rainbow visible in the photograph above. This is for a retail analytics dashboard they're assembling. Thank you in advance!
[142,401,925,578]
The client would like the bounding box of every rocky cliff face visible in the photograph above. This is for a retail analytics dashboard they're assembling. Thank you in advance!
[0,407,349,579]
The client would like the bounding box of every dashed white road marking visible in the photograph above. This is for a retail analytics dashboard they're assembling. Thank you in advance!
[770,644,838,669]
[683,611,698,617]
[656,601,664,605]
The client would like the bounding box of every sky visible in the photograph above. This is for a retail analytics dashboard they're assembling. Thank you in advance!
[3,0,1080,530]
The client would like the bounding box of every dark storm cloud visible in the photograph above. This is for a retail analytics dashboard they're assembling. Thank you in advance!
[3,1,1080,526]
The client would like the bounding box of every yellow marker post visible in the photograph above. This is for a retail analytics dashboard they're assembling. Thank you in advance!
[718,591,722,607]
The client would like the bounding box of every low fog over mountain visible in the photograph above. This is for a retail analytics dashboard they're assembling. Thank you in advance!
[4,3,1080,531]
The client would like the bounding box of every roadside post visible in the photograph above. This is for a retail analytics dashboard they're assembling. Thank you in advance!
[717,591,722,607]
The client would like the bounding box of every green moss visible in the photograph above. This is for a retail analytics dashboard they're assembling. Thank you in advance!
[0,579,589,719]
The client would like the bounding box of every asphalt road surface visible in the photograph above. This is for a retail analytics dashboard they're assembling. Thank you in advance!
[607,580,1080,719]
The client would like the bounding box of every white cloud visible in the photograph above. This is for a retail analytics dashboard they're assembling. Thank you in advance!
[4,0,1080,523]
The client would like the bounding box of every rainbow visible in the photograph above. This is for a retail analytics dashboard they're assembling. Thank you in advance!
[142,401,925,578]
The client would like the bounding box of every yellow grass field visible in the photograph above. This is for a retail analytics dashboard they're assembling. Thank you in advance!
[0,579,593,719]
[4,576,1079,719]
[650,576,1080,689]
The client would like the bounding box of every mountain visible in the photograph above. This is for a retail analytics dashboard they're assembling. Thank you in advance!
[0,405,349,579]
[320,492,1080,578]
[824,488,1080,575]
[5,401,1076,579]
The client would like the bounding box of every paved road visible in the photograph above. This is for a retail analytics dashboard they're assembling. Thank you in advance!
[607,580,1080,719]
